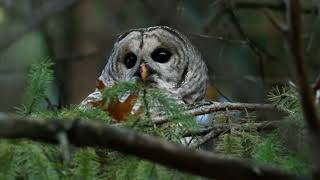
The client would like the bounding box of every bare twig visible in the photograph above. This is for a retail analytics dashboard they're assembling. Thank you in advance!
[262,9,288,35]
[45,97,57,111]
[284,0,320,178]
[153,101,286,124]
[223,0,278,84]
[313,73,320,92]
[55,49,104,62]
[188,101,285,116]
[188,33,248,45]
[184,120,280,137]
[314,74,320,104]
[190,128,226,148]
[0,0,78,51]
[203,0,279,69]
[0,115,310,180]
[224,0,277,63]
[232,0,317,14]
[189,121,280,148]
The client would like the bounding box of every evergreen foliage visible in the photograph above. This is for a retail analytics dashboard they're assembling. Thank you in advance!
[0,60,311,179]
[216,129,260,158]
[16,58,54,114]
[1,59,202,179]
[214,85,310,174]
[253,86,309,174]
[71,148,101,180]
[101,81,137,106]
[105,153,201,180]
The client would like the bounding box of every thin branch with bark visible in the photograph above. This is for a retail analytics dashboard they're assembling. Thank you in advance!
[284,0,320,178]
[262,9,288,35]
[153,101,287,124]
[232,0,317,14]
[224,0,278,63]
[223,0,276,84]
[313,73,320,92]
[188,101,286,116]
[190,129,224,148]
[0,0,78,51]
[189,121,281,148]
[0,115,310,180]
[314,74,320,104]
[184,120,281,137]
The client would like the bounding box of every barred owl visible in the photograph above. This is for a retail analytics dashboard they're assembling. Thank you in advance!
[81,26,208,121]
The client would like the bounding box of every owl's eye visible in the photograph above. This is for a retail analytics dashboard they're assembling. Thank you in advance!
[124,52,137,69]
[151,48,171,63]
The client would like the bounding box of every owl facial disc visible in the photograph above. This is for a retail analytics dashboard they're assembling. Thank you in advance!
[101,26,208,104]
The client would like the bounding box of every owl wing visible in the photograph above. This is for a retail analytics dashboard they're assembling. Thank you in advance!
[80,75,106,108]
[80,78,139,122]
[80,89,103,107]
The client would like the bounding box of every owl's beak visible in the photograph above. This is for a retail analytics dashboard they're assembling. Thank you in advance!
[140,63,149,81]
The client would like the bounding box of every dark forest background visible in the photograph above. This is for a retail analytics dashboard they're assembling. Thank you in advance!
[1,0,319,111]
[0,1,319,179]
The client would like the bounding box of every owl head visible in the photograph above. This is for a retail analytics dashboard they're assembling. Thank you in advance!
[100,26,208,104]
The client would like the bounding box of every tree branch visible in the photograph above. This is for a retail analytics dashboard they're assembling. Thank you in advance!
[314,74,320,104]
[190,128,225,148]
[232,0,317,14]
[223,0,277,84]
[0,115,310,180]
[184,120,281,137]
[285,0,320,178]
[189,121,281,148]
[313,73,320,92]
[262,8,288,35]
[188,101,285,116]
[153,101,287,124]
[0,0,78,51]
[224,0,277,63]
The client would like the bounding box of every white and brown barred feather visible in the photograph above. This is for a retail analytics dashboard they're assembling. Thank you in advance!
[81,26,208,115]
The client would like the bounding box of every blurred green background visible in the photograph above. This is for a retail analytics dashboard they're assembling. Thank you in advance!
[0,0,319,111]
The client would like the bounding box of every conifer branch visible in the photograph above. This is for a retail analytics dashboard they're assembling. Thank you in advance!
[0,115,310,180]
